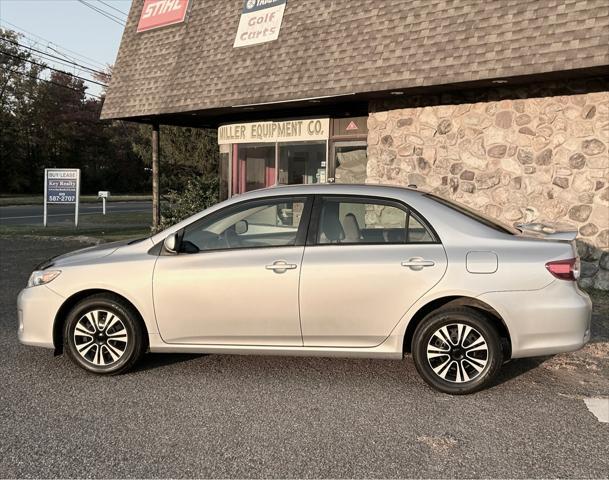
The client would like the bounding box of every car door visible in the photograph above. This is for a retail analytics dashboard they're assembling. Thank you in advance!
[300,195,447,347]
[153,195,312,346]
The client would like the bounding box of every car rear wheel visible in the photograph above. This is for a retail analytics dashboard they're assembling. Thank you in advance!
[412,307,503,394]
[64,294,145,374]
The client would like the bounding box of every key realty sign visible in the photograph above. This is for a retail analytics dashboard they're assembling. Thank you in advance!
[44,168,81,227]
[234,0,287,47]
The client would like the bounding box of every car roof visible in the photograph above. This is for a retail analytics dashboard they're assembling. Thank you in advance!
[233,183,423,200]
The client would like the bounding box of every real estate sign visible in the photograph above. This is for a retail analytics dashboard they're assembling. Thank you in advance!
[46,169,79,204]
[44,168,80,227]
[233,0,287,48]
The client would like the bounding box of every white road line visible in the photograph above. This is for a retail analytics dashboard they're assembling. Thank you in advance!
[584,397,609,423]
[1,209,147,220]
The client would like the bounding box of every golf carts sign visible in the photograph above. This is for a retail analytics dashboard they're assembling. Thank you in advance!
[234,0,287,47]
[137,0,190,32]
[44,168,80,227]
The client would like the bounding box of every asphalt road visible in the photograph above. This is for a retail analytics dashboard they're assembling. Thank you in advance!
[1,238,608,478]
[0,201,151,225]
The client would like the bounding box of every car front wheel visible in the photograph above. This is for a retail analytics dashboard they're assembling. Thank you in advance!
[64,294,145,374]
[412,307,503,394]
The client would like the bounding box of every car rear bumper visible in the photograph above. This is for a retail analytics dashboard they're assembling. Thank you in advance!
[17,286,64,349]
[478,280,592,359]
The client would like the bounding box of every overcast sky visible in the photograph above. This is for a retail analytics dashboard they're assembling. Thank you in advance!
[1,0,131,96]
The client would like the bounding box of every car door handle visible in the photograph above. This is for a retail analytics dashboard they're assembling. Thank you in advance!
[401,258,435,270]
[265,261,297,273]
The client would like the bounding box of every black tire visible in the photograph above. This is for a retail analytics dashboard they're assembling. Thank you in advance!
[64,293,145,374]
[412,307,503,395]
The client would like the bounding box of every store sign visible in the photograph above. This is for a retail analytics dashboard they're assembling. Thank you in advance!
[233,0,287,48]
[332,117,369,137]
[218,118,329,144]
[45,169,79,204]
[137,0,189,33]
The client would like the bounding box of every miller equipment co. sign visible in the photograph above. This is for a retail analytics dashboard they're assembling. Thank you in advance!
[137,0,190,32]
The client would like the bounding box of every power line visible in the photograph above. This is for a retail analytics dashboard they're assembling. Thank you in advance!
[46,45,105,74]
[97,0,129,18]
[78,0,126,25]
[0,19,107,69]
[77,0,126,26]
[0,37,107,77]
[1,41,105,79]
[0,65,103,100]
[33,49,104,78]
[1,50,107,87]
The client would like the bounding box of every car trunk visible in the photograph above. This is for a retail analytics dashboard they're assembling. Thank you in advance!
[515,222,580,281]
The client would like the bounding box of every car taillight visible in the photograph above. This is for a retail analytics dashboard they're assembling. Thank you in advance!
[545,258,579,281]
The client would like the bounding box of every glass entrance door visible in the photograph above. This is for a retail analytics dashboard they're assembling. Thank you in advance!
[278,141,327,185]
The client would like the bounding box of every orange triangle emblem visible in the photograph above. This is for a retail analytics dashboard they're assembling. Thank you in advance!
[346,121,359,131]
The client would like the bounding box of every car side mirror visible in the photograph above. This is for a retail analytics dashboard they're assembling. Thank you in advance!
[163,233,179,254]
[235,219,248,235]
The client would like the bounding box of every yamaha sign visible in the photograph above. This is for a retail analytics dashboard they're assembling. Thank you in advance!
[233,0,287,48]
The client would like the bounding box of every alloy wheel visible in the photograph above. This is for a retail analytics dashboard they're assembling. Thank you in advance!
[426,323,489,383]
[73,309,129,367]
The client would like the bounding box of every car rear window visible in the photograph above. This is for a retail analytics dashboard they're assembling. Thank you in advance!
[424,193,518,235]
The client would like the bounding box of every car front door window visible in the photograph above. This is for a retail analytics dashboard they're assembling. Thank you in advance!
[181,198,308,253]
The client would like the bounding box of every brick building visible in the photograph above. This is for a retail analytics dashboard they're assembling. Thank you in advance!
[102,0,609,288]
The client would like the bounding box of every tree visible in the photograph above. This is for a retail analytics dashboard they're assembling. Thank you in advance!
[133,125,219,193]
[0,29,46,192]
[0,28,218,202]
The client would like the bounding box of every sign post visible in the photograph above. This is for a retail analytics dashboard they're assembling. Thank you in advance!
[98,191,110,215]
[44,168,80,227]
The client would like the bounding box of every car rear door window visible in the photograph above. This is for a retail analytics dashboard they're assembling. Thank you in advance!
[315,197,435,245]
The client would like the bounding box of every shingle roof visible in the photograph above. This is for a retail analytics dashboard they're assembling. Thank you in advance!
[101,0,609,120]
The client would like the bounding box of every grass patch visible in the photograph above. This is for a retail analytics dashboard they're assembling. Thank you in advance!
[0,194,151,206]
[0,211,151,241]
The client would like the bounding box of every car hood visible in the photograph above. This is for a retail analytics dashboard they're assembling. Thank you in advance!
[40,239,136,268]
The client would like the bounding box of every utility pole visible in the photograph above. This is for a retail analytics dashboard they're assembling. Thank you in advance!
[151,123,161,230]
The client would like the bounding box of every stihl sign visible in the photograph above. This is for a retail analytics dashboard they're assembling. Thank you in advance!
[137,0,189,32]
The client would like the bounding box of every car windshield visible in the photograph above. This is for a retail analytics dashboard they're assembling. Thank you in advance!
[424,193,518,235]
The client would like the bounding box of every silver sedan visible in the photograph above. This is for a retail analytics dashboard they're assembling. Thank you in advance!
[17,184,592,394]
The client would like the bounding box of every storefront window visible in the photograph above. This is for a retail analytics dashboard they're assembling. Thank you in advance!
[220,118,369,196]
[333,142,368,184]
[278,141,326,185]
[234,144,275,194]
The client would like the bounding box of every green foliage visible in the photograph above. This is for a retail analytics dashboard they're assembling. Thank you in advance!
[158,175,219,231]
[1,29,218,199]
[1,29,151,194]
[134,125,219,192]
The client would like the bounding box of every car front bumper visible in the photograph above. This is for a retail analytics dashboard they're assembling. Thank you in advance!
[478,280,592,359]
[17,285,65,349]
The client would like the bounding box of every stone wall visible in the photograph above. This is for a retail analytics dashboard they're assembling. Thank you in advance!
[367,79,609,289]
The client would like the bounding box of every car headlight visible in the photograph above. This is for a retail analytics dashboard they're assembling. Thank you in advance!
[27,270,61,288]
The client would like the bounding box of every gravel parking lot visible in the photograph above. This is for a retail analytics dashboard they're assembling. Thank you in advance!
[1,237,608,478]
